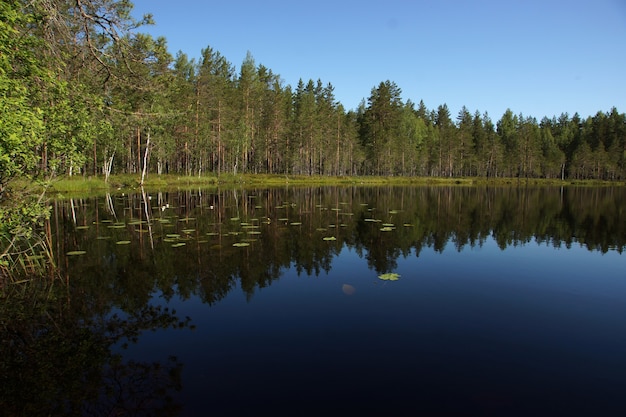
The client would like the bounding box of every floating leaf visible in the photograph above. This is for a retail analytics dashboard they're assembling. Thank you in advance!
[75,225,90,230]
[171,243,186,248]
[182,229,195,234]
[116,240,131,245]
[166,234,180,238]
[233,242,250,247]
[96,236,111,240]
[378,273,400,281]
[323,236,337,241]
[380,227,394,232]
[66,251,86,256]
[290,222,302,226]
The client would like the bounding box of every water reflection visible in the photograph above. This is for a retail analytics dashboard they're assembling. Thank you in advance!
[6,185,625,416]
[53,186,625,303]
[0,279,188,416]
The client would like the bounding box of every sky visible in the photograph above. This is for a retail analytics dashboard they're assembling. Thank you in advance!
[129,0,626,120]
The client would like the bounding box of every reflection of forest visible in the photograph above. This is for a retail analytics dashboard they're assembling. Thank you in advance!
[0,277,187,417]
[53,186,626,305]
[6,185,619,415]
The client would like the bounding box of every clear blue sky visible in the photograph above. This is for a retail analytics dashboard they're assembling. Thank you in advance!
[130,0,626,120]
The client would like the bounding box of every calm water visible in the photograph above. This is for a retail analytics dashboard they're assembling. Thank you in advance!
[16,186,626,415]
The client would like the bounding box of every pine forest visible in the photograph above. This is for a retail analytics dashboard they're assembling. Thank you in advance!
[2,0,626,196]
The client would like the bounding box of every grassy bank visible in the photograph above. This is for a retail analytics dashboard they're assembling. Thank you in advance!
[22,173,625,196]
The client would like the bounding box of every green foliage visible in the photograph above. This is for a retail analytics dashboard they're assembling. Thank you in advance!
[0,1,44,189]
[0,190,52,281]
[4,0,625,184]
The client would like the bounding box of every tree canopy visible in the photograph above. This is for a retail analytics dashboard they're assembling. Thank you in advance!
[1,0,625,190]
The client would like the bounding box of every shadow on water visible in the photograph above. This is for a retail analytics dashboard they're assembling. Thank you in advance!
[3,185,626,416]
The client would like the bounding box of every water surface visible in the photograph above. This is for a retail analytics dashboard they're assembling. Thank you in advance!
[28,186,626,414]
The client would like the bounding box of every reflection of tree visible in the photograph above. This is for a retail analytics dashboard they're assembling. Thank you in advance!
[53,186,626,307]
[0,280,187,417]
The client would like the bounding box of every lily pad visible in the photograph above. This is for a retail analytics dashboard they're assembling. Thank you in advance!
[171,242,186,248]
[66,251,87,256]
[233,242,250,247]
[323,236,337,241]
[116,240,131,245]
[378,273,401,281]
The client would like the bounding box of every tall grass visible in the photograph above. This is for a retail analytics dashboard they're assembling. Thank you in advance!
[26,174,625,197]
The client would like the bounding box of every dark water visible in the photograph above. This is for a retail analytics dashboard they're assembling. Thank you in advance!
[6,186,626,416]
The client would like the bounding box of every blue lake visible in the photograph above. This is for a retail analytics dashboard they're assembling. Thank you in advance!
[14,186,626,416]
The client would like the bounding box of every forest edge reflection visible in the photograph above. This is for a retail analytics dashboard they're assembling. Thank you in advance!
[2,185,625,416]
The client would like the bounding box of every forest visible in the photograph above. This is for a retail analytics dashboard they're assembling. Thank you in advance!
[2,0,626,194]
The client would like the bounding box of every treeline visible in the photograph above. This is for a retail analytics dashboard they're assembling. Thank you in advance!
[2,0,626,191]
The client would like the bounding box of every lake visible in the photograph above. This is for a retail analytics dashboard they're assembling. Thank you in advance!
[6,185,626,416]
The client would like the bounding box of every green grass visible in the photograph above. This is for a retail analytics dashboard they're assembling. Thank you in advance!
[19,173,626,197]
